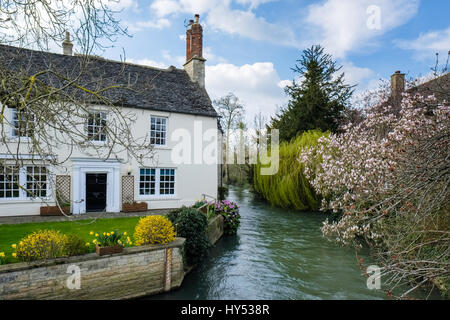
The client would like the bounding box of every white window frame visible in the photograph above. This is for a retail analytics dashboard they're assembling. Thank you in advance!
[138,167,176,199]
[150,116,168,146]
[86,110,108,143]
[10,108,35,139]
[0,165,50,201]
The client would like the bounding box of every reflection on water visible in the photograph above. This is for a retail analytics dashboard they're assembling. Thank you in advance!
[150,186,436,300]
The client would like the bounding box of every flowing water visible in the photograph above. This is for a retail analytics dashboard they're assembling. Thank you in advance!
[152,186,437,300]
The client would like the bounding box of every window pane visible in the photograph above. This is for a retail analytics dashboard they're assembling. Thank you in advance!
[139,168,156,196]
[150,116,167,146]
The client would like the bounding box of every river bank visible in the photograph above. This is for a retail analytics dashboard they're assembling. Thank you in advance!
[150,186,441,300]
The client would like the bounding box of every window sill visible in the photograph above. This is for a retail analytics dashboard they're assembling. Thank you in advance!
[137,196,179,201]
[152,145,171,150]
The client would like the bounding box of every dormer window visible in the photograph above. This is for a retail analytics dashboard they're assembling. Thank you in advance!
[87,111,107,142]
[150,116,167,146]
[11,108,35,138]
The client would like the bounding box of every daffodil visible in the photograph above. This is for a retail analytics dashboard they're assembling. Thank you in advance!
[85,243,90,247]
[95,233,99,237]
[106,233,110,236]
[0,252,5,258]
[12,253,17,258]
[123,232,127,236]
[11,244,16,249]
[111,231,114,235]
[103,232,106,236]
[90,231,94,235]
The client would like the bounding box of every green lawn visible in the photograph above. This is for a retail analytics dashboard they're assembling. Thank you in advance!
[0,217,142,264]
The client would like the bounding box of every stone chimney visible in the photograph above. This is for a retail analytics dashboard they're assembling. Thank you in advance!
[184,14,206,88]
[390,70,405,108]
[62,31,73,55]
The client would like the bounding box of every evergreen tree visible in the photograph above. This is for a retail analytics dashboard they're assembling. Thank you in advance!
[272,45,354,142]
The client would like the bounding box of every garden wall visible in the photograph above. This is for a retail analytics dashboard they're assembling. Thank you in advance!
[0,238,185,300]
[206,215,224,245]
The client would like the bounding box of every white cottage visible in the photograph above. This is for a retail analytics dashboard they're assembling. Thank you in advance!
[0,15,223,217]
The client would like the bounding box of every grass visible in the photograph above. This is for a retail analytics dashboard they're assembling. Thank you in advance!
[0,216,142,265]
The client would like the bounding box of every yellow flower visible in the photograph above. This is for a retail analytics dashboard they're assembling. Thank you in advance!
[128,242,133,245]
[19,241,24,246]
[85,243,90,247]
[118,240,122,245]
[106,233,110,236]
[12,253,17,258]
[111,231,114,235]
[123,232,127,236]
[93,239,97,244]
[95,233,99,237]
[0,252,5,258]
[11,244,16,249]
[103,232,106,236]
[89,231,94,235]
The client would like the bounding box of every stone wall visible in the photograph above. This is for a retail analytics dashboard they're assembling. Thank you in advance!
[0,238,185,300]
[206,215,224,245]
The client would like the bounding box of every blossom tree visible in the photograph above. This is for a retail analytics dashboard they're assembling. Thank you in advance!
[300,84,449,298]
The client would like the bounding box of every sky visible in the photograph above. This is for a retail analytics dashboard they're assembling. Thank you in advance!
[81,0,449,123]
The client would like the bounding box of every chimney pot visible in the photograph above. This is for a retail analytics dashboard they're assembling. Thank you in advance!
[62,31,73,56]
[391,70,405,110]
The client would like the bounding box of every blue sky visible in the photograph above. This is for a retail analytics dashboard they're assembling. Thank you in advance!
[91,0,449,121]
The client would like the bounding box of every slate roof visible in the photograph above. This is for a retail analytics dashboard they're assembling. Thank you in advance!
[0,44,218,118]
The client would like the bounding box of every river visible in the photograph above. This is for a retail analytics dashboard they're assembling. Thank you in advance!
[152,186,437,300]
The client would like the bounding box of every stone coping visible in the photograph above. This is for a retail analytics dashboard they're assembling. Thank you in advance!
[0,238,185,274]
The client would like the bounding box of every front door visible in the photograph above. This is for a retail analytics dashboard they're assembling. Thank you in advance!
[85,173,107,212]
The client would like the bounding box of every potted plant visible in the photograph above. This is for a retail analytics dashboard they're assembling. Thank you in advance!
[122,197,148,212]
[92,230,129,256]
[40,192,71,216]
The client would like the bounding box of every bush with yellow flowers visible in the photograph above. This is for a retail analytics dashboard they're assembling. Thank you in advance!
[14,230,67,262]
[134,215,176,246]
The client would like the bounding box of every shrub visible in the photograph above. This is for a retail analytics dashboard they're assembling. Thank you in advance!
[14,230,67,262]
[212,200,241,235]
[65,234,90,256]
[172,208,210,266]
[167,206,188,225]
[254,130,326,210]
[134,215,176,246]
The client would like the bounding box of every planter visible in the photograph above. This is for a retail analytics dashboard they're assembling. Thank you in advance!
[122,202,148,213]
[95,244,123,256]
[40,206,71,216]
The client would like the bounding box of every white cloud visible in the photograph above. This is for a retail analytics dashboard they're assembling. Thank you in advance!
[305,0,420,58]
[104,0,139,11]
[150,0,181,17]
[395,27,450,59]
[147,0,296,46]
[127,18,171,32]
[340,61,375,86]
[126,58,168,69]
[206,5,296,46]
[206,62,289,121]
[235,0,276,10]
